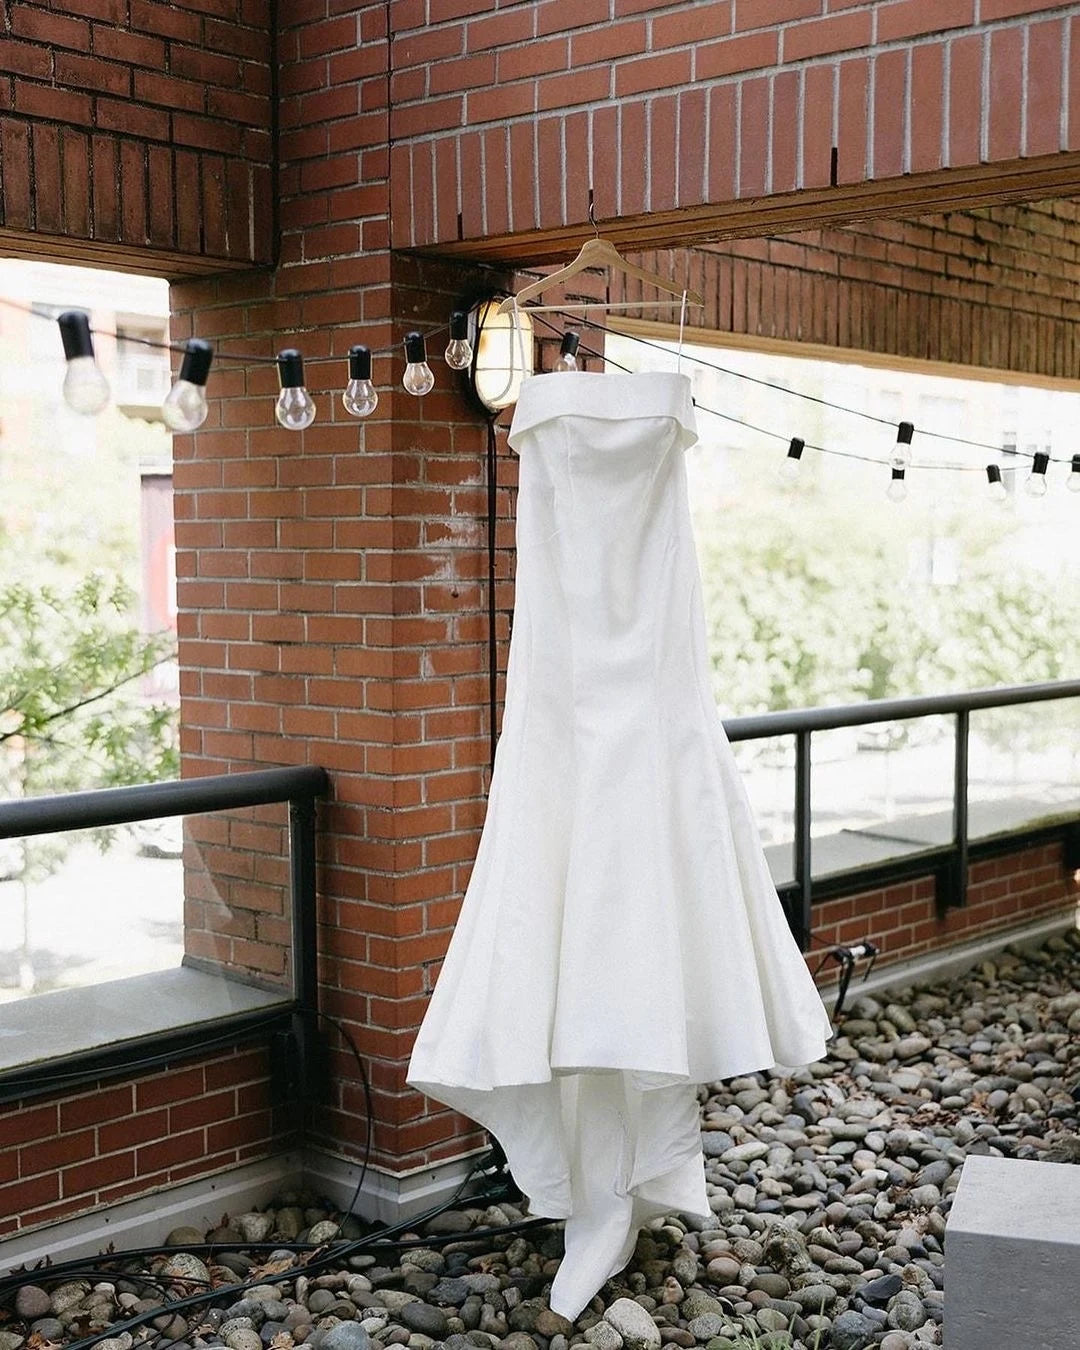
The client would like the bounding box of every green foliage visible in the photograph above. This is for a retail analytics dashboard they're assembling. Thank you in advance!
[695,480,1080,723]
[0,573,178,800]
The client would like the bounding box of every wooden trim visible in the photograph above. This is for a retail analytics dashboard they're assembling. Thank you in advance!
[609,317,1080,394]
[0,227,258,280]
[418,152,1080,266]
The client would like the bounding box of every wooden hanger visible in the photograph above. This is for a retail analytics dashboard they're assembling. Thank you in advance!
[496,236,704,316]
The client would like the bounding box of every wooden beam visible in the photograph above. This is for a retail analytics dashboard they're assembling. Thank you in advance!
[0,227,259,280]
[416,152,1080,267]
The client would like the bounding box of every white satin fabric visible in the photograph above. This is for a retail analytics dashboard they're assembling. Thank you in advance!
[407,372,831,1318]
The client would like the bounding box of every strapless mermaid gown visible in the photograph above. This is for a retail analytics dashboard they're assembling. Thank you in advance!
[407,371,831,1318]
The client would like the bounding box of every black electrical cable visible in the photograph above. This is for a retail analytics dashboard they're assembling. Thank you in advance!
[529,314,995,475]
[0,295,450,368]
[12,1173,552,1350]
[554,310,1071,463]
[311,1009,373,1222]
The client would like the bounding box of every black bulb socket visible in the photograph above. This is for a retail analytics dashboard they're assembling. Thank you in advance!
[277,348,305,389]
[891,467,906,482]
[404,332,427,364]
[349,345,372,381]
[1031,451,1050,476]
[896,420,914,446]
[986,464,1003,486]
[560,331,580,358]
[787,437,805,461]
[58,310,94,361]
[1071,454,1080,474]
[449,310,468,340]
[179,339,213,387]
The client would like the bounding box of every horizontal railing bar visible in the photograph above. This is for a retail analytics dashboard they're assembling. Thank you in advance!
[723,679,1080,742]
[0,765,330,839]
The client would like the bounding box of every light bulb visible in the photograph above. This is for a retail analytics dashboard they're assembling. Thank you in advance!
[58,311,110,414]
[161,339,212,432]
[1024,451,1049,497]
[342,345,378,418]
[891,419,914,470]
[275,348,316,430]
[402,332,435,396]
[779,436,805,482]
[886,467,908,502]
[985,464,1008,503]
[443,310,472,371]
[555,331,580,372]
[1067,454,1080,493]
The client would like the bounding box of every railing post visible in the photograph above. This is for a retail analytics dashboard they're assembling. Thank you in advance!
[289,793,320,1099]
[792,729,813,950]
[942,708,970,914]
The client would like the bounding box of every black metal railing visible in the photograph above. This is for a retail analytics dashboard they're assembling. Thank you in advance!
[0,765,328,1104]
[724,679,1080,950]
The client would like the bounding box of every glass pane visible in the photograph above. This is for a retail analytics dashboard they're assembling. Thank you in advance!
[729,734,795,887]
[969,697,1080,839]
[810,716,955,877]
[0,802,292,1070]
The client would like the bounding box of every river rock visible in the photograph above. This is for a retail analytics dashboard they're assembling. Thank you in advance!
[399,1304,449,1339]
[583,1321,624,1350]
[829,1310,878,1349]
[603,1299,662,1350]
[14,1288,51,1321]
[161,1253,212,1286]
[320,1325,372,1350]
[860,1273,902,1305]
[886,1291,927,1331]
[235,1213,275,1244]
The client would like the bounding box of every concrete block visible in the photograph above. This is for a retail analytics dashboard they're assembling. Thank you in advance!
[946,1154,1080,1350]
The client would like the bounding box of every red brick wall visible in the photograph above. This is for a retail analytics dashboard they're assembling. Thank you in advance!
[0,1046,285,1240]
[4,0,1080,1213]
[388,0,1080,250]
[183,803,291,987]
[0,0,274,270]
[813,841,1079,977]
[621,199,1080,380]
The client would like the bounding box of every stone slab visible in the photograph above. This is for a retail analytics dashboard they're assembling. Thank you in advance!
[946,1154,1080,1350]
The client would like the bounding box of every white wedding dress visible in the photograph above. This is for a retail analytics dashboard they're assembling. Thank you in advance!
[407,371,831,1319]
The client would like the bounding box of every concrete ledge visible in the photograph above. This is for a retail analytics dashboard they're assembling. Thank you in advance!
[946,1155,1080,1350]
[0,1153,303,1274]
[0,1147,485,1275]
[304,1146,485,1225]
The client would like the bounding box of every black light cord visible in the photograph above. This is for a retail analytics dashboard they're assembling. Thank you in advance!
[554,310,1072,463]
[0,294,449,368]
[530,314,1039,476]
[2,1159,551,1350]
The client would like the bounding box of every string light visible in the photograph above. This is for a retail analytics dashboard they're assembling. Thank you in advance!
[779,436,805,482]
[886,467,908,502]
[57,311,110,415]
[985,464,1008,503]
[443,311,472,371]
[10,294,1080,491]
[402,332,435,396]
[891,421,915,470]
[161,339,213,432]
[275,349,316,430]
[555,331,581,372]
[1025,451,1050,497]
[342,345,378,418]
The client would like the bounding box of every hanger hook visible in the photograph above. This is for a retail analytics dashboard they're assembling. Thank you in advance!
[587,196,599,239]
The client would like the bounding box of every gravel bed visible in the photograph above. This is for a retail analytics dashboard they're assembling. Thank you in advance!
[3,931,1079,1350]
